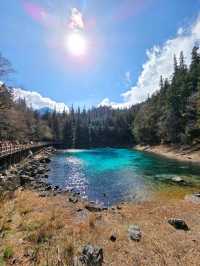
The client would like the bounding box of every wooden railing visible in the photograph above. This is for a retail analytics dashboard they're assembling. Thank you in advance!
[0,142,50,159]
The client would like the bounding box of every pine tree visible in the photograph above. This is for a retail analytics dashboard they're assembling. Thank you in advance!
[190,45,200,92]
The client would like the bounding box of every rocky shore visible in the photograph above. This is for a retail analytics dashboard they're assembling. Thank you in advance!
[0,147,107,212]
[0,147,61,196]
[0,147,200,265]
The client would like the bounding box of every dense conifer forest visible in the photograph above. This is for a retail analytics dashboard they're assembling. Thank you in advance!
[0,46,200,148]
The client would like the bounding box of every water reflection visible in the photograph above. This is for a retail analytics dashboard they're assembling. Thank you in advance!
[48,148,200,206]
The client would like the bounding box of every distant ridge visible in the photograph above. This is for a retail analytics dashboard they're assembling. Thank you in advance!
[12,87,69,113]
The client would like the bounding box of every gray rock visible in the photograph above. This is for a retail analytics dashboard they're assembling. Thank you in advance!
[79,245,103,266]
[39,157,51,164]
[168,218,189,231]
[20,175,34,185]
[169,176,191,186]
[38,191,50,197]
[69,195,78,203]
[85,203,106,212]
[128,224,142,241]
[185,192,200,203]
[44,185,52,191]
[37,167,46,175]
[171,176,186,184]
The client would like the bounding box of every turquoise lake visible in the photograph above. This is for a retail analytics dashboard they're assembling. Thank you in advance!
[48,148,200,206]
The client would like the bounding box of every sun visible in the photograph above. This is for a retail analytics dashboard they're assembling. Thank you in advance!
[66,32,87,56]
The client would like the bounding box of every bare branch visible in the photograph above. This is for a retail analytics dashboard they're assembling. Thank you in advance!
[0,53,14,78]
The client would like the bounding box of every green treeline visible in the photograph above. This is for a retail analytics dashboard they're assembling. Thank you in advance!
[0,84,136,147]
[133,47,200,145]
[0,46,200,147]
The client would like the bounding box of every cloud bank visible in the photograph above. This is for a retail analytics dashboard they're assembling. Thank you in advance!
[13,88,69,113]
[99,16,200,109]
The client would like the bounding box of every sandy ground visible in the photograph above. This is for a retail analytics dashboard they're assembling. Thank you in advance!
[0,189,200,265]
[135,144,200,164]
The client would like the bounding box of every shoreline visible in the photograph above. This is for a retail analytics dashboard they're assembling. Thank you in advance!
[0,147,200,264]
[135,144,200,164]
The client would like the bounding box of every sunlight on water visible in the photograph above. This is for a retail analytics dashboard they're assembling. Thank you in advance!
[48,148,200,206]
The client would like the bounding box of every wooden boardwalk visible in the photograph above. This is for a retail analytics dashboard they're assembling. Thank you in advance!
[0,142,50,159]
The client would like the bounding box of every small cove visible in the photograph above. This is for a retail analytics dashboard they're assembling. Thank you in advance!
[48,148,200,206]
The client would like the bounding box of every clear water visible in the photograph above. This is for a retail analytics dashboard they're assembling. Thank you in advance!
[48,148,200,206]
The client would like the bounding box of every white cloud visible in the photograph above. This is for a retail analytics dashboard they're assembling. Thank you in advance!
[12,88,69,113]
[69,8,84,30]
[125,71,131,84]
[98,98,129,109]
[99,15,200,109]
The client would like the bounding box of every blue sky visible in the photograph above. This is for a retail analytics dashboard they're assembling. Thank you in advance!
[1,0,200,109]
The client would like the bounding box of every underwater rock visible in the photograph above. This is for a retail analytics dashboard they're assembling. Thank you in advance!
[166,176,191,186]
[171,176,185,184]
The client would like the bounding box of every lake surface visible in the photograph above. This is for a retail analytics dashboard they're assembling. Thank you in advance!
[48,148,200,206]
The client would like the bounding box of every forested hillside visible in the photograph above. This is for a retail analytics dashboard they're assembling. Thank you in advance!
[0,46,200,147]
[133,46,200,145]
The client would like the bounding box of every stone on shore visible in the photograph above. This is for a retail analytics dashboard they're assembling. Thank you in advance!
[185,192,200,204]
[69,195,78,203]
[85,203,106,212]
[78,245,103,266]
[168,218,189,231]
[110,234,117,242]
[39,157,51,164]
[128,224,142,241]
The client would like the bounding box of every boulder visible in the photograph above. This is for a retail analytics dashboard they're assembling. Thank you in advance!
[128,224,142,241]
[168,218,189,231]
[79,245,103,266]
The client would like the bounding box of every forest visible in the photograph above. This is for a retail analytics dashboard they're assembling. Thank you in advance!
[0,46,200,148]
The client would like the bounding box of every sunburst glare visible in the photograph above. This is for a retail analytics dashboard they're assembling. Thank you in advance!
[66,32,87,56]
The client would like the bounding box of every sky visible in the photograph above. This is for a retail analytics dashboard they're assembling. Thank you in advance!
[1,0,200,111]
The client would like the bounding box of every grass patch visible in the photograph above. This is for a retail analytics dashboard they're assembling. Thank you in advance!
[25,223,54,244]
[3,246,13,259]
[0,256,5,266]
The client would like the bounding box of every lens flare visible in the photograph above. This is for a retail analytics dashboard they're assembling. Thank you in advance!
[66,32,87,56]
